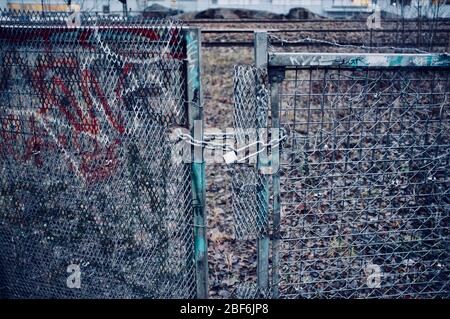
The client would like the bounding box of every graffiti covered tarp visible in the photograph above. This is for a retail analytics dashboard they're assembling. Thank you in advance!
[0,11,196,298]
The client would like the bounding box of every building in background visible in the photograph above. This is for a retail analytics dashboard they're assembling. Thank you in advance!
[0,0,448,18]
[324,0,372,17]
[0,0,370,15]
[137,0,371,16]
[379,0,450,18]
[4,0,79,11]
[2,0,125,13]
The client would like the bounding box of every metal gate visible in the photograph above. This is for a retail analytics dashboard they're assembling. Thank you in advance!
[0,12,207,298]
[233,31,450,298]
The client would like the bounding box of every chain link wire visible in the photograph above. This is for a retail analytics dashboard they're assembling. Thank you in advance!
[231,282,271,299]
[0,10,195,298]
[232,65,270,241]
[276,65,449,298]
[1,8,449,300]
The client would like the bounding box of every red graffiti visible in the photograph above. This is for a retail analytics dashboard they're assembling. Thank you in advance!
[33,57,126,136]
[1,55,128,183]
[79,139,122,184]
[22,116,53,168]
[0,27,185,60]
[87,70,126,135]
[0,114,22,161]
[1,114,60,168]
[0,25,185,183]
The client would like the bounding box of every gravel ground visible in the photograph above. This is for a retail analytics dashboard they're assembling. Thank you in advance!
[202,46,259,298]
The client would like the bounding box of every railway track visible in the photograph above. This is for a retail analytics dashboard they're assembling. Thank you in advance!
[190,19,450,49]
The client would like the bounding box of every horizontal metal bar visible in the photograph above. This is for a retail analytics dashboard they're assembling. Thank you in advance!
[269,52,450,68]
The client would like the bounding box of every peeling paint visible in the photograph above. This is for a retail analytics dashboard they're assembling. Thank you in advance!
[270,53,450,68]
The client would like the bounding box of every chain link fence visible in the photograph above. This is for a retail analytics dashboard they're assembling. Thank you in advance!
[276,65,449,298]
[232,35,449,298]
[0,11,198,298]
[1,9,449,300]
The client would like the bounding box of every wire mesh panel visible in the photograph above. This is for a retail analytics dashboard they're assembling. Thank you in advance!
[230,65,273,299]
[0,12,197,298]
[232,65,269,241]
[274,56,450,298]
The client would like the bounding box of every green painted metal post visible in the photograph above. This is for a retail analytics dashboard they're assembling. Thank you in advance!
[269,68,284,299]
[184,27,208,299]
[254,31,270,293]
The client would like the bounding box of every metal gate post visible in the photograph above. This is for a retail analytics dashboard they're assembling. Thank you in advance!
[269,67,284,299]
[254,31,270,292]
[184,27,208,299]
